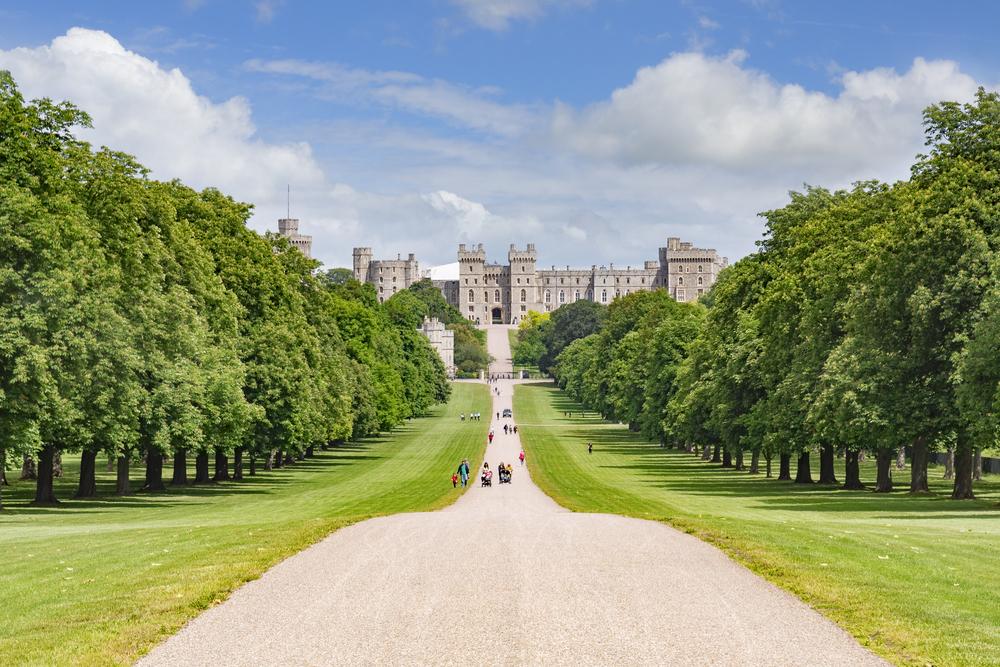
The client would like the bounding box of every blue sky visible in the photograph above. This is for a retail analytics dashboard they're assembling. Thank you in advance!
[1,1,996,268]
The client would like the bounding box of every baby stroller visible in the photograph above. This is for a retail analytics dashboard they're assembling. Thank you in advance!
[481,470,492,487]
[499,466,512,484]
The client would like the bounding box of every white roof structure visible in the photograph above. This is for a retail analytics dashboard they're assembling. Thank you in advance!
[422,262,460,281]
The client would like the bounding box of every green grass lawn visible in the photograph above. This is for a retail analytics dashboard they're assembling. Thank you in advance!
[0,382,490,666]
[514,382,1000,667]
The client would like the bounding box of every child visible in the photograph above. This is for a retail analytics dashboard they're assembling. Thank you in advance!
[451,473,458,488]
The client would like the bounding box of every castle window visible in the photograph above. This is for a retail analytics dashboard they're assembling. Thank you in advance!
[468,305,474,312]
[626,277,630,284]
[601,290,607,303]
[474,278,478,284]
[545,291,551,303]
[678,289,686,300]
[678,277,684,285]
[520,305,526,312]
[484,291,489,302]
[698,288,704,296]
[379,286,383,292]
[379,277,383,283]
[576,277,580,284]
[521,266,525,272]
[698,265,703,273]
[560,278,564,284]
[642,277,646,284]
[465,278,468,284]
[495,289,500,302]
[520,289,526,302]
[559,290,565,304]
[393,276,397,282]
[698,276,704,285]
[468,289,474,302]
[517,278,521,284]
[575,290,580,300]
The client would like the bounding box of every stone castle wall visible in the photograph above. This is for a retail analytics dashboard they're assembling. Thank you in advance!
[354,237,727,324]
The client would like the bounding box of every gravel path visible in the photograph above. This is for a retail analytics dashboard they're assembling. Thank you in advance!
[139,326,885,666]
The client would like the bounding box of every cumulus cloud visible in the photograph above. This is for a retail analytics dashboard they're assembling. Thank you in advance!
[553,50,983,179]
[449,0,591,31]
[0,27,324,208]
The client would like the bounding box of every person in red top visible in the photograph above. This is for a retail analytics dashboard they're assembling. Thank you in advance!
[488,431,494,444]
[451,473,458,488]
[519,450,525,465]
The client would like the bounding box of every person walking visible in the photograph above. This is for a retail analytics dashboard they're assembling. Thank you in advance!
[519,450,525,466]
[588,442,593,455]
[458,459,470,487]
[488,430,494,445]
[451,472,458,488]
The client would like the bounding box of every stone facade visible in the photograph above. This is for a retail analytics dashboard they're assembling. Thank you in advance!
[352,248,420,303]
[353,237,727,324]
[418,317,455,376]
[277,218,313,257]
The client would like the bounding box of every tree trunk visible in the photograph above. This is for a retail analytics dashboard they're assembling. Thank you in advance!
[194,451,211,483]
[819,443,837,484]
[973,449,982,481]
[795,451,813,484]
[777,453,791,481]
[721,449,733,468]
[1,448,8,486]
[144,451,165,492]
[701,444,711,461]
[76,449,98,498]
[952,447,975,500]
[265,449,275,471]
[233,447,244,481]
[171,449,188,485]
[944,448,954,479]
[734,448,745,471]
[896,446,906,470]
[711,443,721,463]
[213,449,230,482]
[285,451,296,465]
[33,445,58,504]
[305,445,314,458]
[21,454,37,480]
[909,437,929,494]
[765,455,772,478]
[273,450,284,469]
[249,454,257,476]
[52,450,63,478]
[749,450,760,474]
[116,454,132,496]
[843,449,864,490]
[874,449,893,493]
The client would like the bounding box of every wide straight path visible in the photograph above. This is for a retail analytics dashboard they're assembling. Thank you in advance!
[140,326,884,666]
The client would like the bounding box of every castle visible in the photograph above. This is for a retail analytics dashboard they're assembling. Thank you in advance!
[353,238,727,325]
[277,217,313,257]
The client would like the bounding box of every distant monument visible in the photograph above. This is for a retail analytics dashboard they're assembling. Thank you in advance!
[277,217,312,258]
[354,238,727,324]
[419,317,455,377]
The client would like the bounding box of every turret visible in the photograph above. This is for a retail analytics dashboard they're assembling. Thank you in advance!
[353,247,373,282]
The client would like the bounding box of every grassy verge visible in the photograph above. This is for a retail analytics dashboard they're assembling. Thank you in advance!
[1,382,490,666]
[514,382,1000,667]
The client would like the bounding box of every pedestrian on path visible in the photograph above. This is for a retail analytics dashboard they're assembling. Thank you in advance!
[458,459,470,487]
[588,442,593,455]
[451,473,458,488]
[488,430,494,444]
[519,450,525,466]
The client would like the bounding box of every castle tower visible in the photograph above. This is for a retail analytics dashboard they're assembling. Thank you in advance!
[458,243,487,324]
[277,218,312,258]
[508,243,539,324]
[353,247,373,283]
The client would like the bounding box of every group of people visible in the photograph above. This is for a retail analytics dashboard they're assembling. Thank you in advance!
[452,450,526,488]
[460,412,483,421]
[503,424,518,435]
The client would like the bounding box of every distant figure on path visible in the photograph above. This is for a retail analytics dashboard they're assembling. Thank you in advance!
[460,413,465,421]
[488,430,494,444]
[588,442,593,455]
[457,459,470,487]
[519,450,525,466]
[451,473,458,488]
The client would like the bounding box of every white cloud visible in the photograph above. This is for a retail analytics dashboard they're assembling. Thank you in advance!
[553,51,984,181]
[449,0,591,31]
[698,16,721,30]
[0,28,323,211]
[245,57,535,137]
[254,0,284,24]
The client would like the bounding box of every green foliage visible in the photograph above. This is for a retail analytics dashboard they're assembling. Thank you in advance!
[537,299,606,373]
[0,72,450,505]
